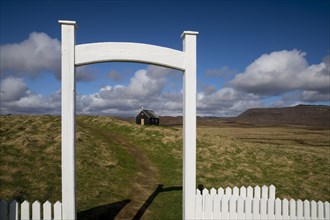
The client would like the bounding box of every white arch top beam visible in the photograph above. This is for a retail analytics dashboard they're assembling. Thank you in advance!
[75,42,185,70]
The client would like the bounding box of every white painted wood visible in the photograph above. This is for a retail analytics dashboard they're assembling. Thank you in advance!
[260,198,267,219]
[182,31,198,220]
[195,189,202,219]
[268,199,275,219]
[59,20,77,220]
[311,200,317,219]
[269,185,276,200]
[9,200,18,220]
[75,42,185,70]
[225,187,232,197]
[21,200,29,220]
[297,200,303,219]
[54,201,62,220]
[240,186,247,198]
[254,186,261,199]
[252,198,260,219]
[210,188,217,197]
[324,201,329,220]
[221,196,229,219]
[289,199,297,220]
[204,194,212,220]
[229,197,237,219]
[233,186,239,197]
[0,200,7,220]
[283,199,289,219]
[245,197,253,220]
[304,200,310,219]
[247,186,253,198]
[202,189,209,212]
[213,195,221,219]
[43,201,52,220]
[262,185,268,199]
[32,201,41,220]
[275,198,282,219]
[218,187,224,197]
[237,197,244,219]
[318,201,324,220]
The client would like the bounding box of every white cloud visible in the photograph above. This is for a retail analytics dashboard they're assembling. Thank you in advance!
[230,50,330,96]
[0,77,29,101]
[0,32,61,79]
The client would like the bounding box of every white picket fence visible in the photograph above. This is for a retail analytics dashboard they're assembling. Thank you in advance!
[0,200,61,220]
[195,185,330,220]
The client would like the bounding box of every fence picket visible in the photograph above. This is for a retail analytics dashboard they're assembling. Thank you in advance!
[297,200,303,219]
[213,194,221,219]
[221,196,229,219]
[195,189,202,219]
[225,187,232,197]
[54,201,62,220]
[289,199,296,220]
[21,201,30,220]
[240,186,247,198]
[318,201,324,220]
[252,198,260,219]
[210,188,216,197]
[204,194,212,220]
[260,198,267,219]
[245,197,252,220]
[229,197,237,219]
[32,201,41,220]
[247,186,253,198]
[304,200,310,220]
[0,200,7,220]
[9,200,18,220]
[311,200,317,219]
[268,198,275,220]
[218,187,224,197]
[233,187,239,197]
[262,185,268,199]
[269,185,276,200]
[275,198,282,219]
[237,197,244,219]
[202,188,209,212]
[43,201,52,220]
[254,186,261,199]
[325,201,329,220]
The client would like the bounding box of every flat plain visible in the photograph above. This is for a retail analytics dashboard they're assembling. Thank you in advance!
[0,114,329,219]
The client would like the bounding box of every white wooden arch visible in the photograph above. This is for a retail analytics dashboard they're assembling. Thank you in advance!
[59,20,198,220]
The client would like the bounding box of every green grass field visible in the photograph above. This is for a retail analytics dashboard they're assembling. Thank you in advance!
[0,115,329,219]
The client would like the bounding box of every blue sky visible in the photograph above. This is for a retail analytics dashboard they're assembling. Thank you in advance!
[1,0,329,116]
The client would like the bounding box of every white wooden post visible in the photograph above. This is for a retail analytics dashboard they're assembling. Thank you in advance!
[59,20,77,220]
[182,31,198,220]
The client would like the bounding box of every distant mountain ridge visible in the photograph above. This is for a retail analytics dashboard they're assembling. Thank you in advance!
[235,105,330,127]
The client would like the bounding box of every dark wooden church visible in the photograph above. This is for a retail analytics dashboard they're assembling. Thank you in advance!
[136,109,160,125]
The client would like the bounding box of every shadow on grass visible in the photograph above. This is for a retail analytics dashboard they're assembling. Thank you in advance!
[77,199,130,220]
[133,184,182,220]
[77,184,182,220]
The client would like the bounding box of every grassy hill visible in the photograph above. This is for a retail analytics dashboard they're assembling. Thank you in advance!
[1,115,329,219]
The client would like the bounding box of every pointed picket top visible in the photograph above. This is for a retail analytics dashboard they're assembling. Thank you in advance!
[225,186,232,196]
[261,185,268,199]
[254,185,261,199]
[202,188,209,195]
[32,200,41,220]
[275,198,282,218]
[43,200,52,220]
[218,187,224,197]
[240,186,247,197]
[310,200,317,219]
[9,200,18,220]
[318,201,324,219]
[196,188,201,195]
[21,200,30,220]
[247,186,253,198]
[297,199,303,219]
[233,186,239,197]
[304,200,310,219]
[269,185,276,199]
[210,188,217,196]
[54,201,62,220]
